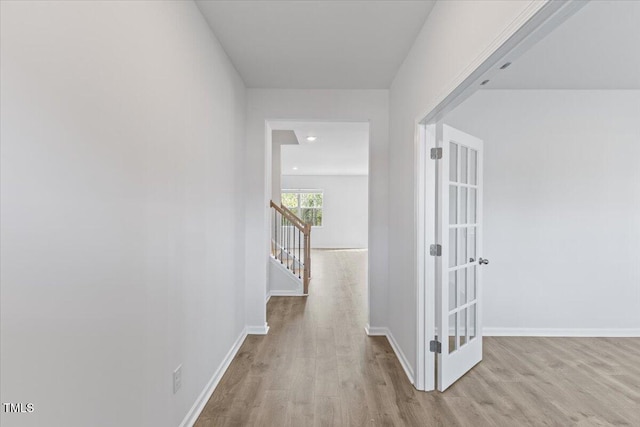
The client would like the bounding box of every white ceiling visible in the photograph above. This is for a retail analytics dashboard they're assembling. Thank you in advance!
[196,0,436,89]
[271,121,369,175]
[488,0,640,90]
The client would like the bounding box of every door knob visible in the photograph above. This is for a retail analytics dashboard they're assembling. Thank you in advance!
[479,258,489,265]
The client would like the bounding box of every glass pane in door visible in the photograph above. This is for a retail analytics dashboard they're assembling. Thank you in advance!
[457,268,467,307]
[469,304,477,341]
[459,308,467,347]
[468,266,476,302]
[468,227,477,262]
[449,313,457,354]
[449,229,457,268]
[449,272,456,311]
[459,187,468,224]
[457,228,467,267]
[469,189,477,224]
[460,147,468,184]
[449,186,458,224]
[450,143,458,182]
[469,150,477,185]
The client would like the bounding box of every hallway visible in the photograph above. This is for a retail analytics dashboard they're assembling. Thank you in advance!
[195,249,415,425]
[195,250,640,426]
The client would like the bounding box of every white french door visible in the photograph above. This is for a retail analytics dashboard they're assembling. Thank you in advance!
[436,124,485,391]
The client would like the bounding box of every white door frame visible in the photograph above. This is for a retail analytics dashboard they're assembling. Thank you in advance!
[414,122,437,391]
[413,0,586,391]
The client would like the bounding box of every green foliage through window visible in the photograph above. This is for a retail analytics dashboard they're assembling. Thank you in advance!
[281,191,323,226]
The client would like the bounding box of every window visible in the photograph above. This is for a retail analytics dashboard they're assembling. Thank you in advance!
[281,190,323,227]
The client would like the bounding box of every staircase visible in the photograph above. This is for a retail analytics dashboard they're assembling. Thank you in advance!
[270,200,311,294]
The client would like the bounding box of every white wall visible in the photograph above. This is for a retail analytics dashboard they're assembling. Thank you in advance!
[272,141,282,204]
[446,90,640,334]
[388,0,547,380]
[281,175,368,249]
[268,258,303,295]
[0,2,246,426]
[245,90,389,332]
[271,130,299,204]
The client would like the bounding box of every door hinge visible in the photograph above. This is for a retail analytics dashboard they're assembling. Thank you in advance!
[430,340,442,353]
[430,147,442,160]
[429,244,442,256]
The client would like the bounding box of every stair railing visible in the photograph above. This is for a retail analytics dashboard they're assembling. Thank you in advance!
[270,200,311,294]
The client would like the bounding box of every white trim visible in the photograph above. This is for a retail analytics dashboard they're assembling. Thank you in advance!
[386,331,415,385]
[414,122,426,392]
[266,292,271,303]
[484,328,640,338]
[179,328,248,427]
[281,188,324,192]
[425,124,438,391]
[282,173,368,177]
[414,123,436,392]
[423,123,437,392]
[364,324,387,336]
[364,326,414,385]
[246,324,270,335]
[268,290,305,297]
[430,1,545,112]
[271,250,304,271]
[417,1,585,125]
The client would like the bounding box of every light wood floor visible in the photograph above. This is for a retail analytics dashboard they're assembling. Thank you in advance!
[196,249,640,426]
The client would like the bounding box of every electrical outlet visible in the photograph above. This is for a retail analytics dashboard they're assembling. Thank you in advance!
[173,364,182,394]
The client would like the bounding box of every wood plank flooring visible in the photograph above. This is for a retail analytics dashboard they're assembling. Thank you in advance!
[195,249,640,426]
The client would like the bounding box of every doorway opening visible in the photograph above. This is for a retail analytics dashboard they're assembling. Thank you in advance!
[266,120,370,315]
[415,0,596,391]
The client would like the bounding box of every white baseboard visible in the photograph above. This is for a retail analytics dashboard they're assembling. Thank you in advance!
[364,324,387,336]
[484,327,640,337]
[364,325,414,385]
[269,290,304,297]
[266,290,308,304]
[179,327,248,427]
[386,331,415,385]
[246,324,270,335]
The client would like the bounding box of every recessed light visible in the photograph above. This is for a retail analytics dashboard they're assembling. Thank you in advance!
[306,136,317,142]
[480,79,490,86]
[292,166,298,170]
[500,62,512,70]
